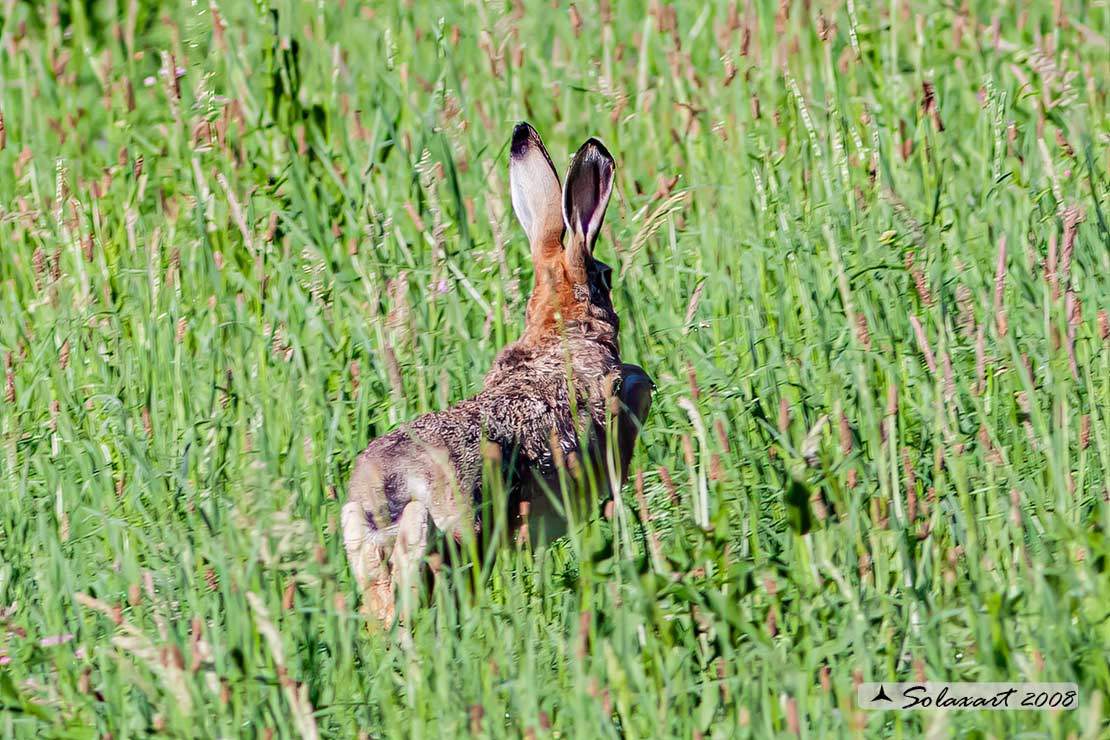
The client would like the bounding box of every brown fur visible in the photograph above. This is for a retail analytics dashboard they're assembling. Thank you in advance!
[343,124,652,623]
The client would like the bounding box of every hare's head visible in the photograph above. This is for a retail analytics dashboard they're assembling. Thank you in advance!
[509,122,618,347]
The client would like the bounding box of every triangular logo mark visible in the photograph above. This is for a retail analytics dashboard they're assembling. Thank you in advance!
[871,685,892,702]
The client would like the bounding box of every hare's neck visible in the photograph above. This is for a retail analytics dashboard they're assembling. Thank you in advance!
[522,263,573,345]
[521,269,619,352]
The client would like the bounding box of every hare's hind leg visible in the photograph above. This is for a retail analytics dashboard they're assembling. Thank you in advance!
[341,501,396,623]
[390,500,431,622]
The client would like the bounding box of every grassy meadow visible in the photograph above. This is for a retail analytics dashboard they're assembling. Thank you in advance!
[1,0,1109,736]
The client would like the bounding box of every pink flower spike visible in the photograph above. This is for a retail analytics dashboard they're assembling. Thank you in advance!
[75,647,87,659]
[0,654,10,665]
[39,633,74,648]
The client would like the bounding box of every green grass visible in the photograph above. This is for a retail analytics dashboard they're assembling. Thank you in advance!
[1,0,1108,736]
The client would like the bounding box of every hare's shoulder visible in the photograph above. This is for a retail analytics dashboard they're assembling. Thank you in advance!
[485,340,555,386]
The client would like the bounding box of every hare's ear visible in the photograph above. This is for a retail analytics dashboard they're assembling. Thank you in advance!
[562,138,614,283]
[510,123,564,258]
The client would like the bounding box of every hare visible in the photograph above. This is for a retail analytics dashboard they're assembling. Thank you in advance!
[342,123,653,623]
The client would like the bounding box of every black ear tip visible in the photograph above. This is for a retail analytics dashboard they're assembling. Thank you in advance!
[579,137,614,164]
[511,122,538,159]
